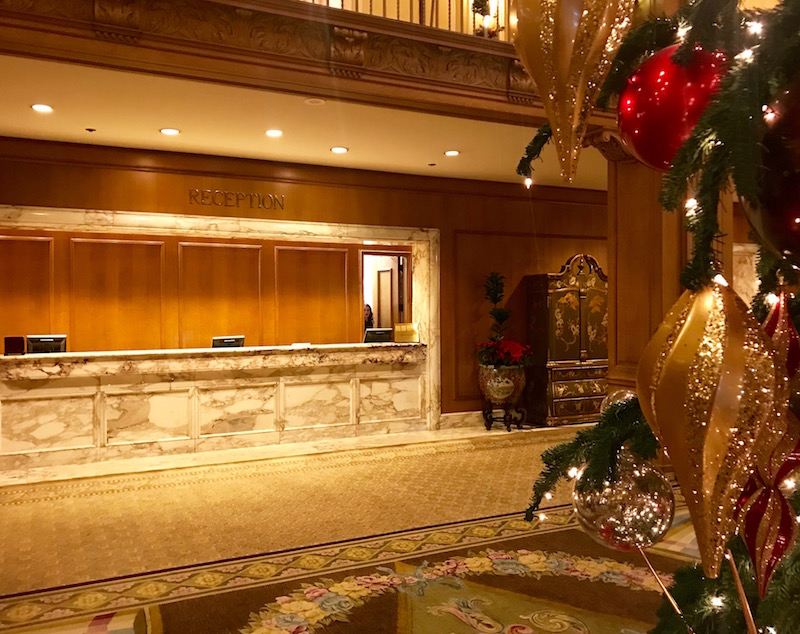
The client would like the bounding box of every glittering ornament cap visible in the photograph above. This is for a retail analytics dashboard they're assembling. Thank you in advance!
[512,0,635,182]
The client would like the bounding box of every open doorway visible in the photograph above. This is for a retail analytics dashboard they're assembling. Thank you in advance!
[362,251,412,333]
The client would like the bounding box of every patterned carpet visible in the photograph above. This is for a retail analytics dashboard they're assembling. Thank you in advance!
[0,506,692,633]
[0,428,582,597]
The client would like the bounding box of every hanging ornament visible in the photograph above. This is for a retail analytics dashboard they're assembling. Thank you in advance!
[743,81,800,267]
[599,387,637,414]
[734,291,800,596]
[617,44,727,171]
[636,280,778,578]
[512,0,635,182]
[573,449,675,551]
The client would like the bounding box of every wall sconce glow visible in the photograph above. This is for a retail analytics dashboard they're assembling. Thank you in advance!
[713,274,729,287]
[266,129,283,138]
[31,104,53,113]
[444,150,460,157]
[524,177,533,189]
[331,146,348,154]
[160,128,180,136]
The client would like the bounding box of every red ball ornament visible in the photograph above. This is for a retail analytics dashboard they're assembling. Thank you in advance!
[743,83,800,267]
[618,44,727,171]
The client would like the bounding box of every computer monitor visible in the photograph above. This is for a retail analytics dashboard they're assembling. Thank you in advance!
[363,328,393,343]
[212,335,245,348]
[26,334,67,354]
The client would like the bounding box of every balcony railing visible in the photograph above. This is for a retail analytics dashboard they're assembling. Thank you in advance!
[300,0,513,42]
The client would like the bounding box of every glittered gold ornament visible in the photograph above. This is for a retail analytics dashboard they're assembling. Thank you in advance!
[511,0,635,182]
[637,281,778,578]
[735,291,800,596]
[573,450,675,551]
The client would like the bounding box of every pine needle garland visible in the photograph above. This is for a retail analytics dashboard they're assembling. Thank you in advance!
[516,123,552,178]
[524,397,658,519]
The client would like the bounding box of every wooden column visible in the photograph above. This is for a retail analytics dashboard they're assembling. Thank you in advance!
[588,131,686,391]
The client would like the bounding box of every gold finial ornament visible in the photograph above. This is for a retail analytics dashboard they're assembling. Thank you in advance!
[511,0,635,182]
[637,282,778,578]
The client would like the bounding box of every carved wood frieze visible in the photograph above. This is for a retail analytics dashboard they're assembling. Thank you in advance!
[329,26,367,78]
[0,0,90,20]
[365,36,506,90]
[0,0,551,122]
[94,0,140,43]
[508,59,536,103]
[140,0,327,59]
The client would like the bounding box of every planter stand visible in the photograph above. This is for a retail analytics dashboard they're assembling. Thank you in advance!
[482,401,527,431]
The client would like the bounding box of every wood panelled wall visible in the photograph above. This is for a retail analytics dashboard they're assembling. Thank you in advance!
[0,231,379,350]
[0,137,607,414]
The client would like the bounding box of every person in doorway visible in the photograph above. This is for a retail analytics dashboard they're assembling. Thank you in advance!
[364,304,374,330]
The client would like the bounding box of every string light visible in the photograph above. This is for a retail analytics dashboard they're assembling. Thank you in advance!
[677,23,691,41]
[538,513,547,521]
[544,492,553,500]
[709,596,725,608]
[685,198,699,217]
[568,467,579,479]
[736,48,754,63]
[747,21,763,35]
[524,177,533,189]
[766,293,780,306]
[713,274,729,287]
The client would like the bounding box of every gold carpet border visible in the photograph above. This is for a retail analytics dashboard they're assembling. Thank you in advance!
[0,508,577,631]
[0,430,577,507]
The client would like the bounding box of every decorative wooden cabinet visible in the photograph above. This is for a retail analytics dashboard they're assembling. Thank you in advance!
[524,254,609,426]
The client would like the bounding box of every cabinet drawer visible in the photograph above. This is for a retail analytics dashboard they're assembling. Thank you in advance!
[552,378,606,399]
[551,366,607,382]
[552,396,605,418]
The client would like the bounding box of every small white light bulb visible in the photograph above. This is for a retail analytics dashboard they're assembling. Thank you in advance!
[709,596,724,608]
[524,177,533,189]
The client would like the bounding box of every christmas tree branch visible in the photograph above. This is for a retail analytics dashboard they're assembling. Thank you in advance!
[516,124,552,179]
[525,397,658,518]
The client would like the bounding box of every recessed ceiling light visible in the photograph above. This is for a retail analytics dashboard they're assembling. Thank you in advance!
[31,104,53,113]
[305,98,326,106]
[160,128,180,136]
[444,150,460,157]
[266,129,283,138]
[331,146,348,154]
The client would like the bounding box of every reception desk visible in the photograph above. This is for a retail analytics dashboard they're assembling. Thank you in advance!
[0,343,428,472]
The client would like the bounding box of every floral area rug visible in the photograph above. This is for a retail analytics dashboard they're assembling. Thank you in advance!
[0,506,687,633]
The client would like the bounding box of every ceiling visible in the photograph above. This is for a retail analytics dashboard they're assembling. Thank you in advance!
[0,54,608,190]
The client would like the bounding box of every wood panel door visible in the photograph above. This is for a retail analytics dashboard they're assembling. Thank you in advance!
[71,239,164,351]
[375,268,393,328]
[0,236,53,345]
[179,242,262,348]
[275,246,348,344]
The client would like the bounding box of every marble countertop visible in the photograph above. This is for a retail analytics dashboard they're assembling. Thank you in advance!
[0,343,427,381]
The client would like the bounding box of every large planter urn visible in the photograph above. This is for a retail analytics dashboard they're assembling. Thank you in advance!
[478,365,527,434]
[478,364,526,404]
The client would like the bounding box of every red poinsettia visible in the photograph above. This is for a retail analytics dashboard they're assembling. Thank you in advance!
[477,339,533,367]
